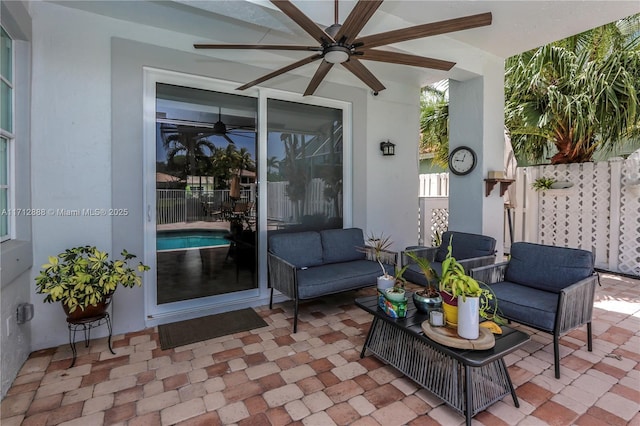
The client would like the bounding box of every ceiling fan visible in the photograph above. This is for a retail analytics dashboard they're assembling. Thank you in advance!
[160,108,255,145]
[194,0,492,96]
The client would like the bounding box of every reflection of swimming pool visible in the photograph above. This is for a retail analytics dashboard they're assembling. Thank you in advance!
[157,230,230,251]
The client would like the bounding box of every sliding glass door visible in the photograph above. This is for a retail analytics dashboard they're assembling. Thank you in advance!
[155,84,258,304]
[144,69,351,324]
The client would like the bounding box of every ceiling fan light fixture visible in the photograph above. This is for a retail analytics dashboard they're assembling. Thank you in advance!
[324,46,350,64]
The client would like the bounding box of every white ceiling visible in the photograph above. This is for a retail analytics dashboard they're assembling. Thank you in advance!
[54,0,640,89]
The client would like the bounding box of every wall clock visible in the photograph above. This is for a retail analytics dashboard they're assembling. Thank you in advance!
[449,146,477,176]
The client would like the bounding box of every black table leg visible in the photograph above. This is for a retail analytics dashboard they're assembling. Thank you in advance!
[360,316,378,358]
[501,358,519,407]
[464,365,473,426]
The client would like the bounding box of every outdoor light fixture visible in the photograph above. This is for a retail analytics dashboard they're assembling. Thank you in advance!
[324,46,350,64]
[380,140,396,156]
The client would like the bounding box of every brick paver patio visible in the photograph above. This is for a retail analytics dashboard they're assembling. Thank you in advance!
[2,272,639,425]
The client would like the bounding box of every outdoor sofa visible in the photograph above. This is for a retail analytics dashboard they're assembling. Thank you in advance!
[268,227,395,332]
[471,242,598,378]
[401,231,497,287]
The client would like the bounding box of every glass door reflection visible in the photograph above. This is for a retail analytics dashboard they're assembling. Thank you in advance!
[155,84,258,304]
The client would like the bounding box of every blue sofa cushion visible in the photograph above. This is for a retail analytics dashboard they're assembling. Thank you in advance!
[320,228,366,264]
[489,281,558,331]
[435,231,496,262]
[296,260,383,299]
[505,242,594,293]
[403,263,442,287]
[269,231,324,268]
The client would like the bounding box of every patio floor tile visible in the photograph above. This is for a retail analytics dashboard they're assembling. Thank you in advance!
[2,272,639,425]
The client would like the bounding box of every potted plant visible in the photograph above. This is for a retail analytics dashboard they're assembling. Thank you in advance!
[439,236,502,338]
[360,232,396,291]
[384,265,409,302]
[405,251,443,313]
[531,176,556,191]
[35,245,150,320]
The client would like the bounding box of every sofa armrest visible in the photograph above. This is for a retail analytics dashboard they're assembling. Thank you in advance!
[458,255,496,273]
[267,252,298,300]
[470,261,509,284]
[401,246,437,265]
[556,273,598,335]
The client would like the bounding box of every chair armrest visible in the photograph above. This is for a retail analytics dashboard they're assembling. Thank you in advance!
[457,255,497,274]
[470,261,509,284]
[556,273,598,335]
[267,252,298,300]
[401,246,437,265]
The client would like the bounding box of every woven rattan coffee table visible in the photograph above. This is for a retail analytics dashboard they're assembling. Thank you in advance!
[356,293,529,426]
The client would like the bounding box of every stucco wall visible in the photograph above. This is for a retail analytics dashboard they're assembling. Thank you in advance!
[27,2,422,351]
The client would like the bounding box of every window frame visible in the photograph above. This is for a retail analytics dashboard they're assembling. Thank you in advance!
[0,25,14,242]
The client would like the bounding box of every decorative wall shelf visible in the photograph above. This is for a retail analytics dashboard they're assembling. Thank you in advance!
[484,178,515,197]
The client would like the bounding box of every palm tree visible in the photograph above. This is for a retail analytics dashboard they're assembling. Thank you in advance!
[420,84,449,168]
[505,15,640,164]
[420,15,640,165]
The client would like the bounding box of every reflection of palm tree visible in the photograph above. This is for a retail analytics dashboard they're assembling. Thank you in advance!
[267,156,280,175]
[281,133,308,221]
[163,133,215,182]
[317,165,342,218]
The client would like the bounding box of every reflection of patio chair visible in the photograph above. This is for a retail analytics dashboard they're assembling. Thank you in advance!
[220,201,234,220]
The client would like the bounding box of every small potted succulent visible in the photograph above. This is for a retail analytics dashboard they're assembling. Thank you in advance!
[384,265,409,302]
[405,251,442,313]
[360,232,396,291]
[35,245,150,320]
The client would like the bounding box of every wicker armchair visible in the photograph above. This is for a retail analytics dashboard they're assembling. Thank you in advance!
[471,242,598,378]
[401,231,497,287]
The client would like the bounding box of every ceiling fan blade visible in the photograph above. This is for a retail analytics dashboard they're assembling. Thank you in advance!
[194,44,321,52]
[304,61,334,96]
[334,0,383,44]
[271,0,334,44]
[354,12,492,49]
[359,49,455,71]
[237,54,322,91]
[341,58,385,93]
[223,134,235,145]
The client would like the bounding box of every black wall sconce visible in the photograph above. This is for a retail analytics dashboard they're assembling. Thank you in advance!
[380,140,396,156]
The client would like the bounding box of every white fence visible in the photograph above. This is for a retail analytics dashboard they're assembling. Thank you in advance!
[267,178,340,224]
[419,157,640,276]
[158,178,340,226]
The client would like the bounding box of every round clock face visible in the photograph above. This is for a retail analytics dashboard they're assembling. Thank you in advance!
[449,146,477,175]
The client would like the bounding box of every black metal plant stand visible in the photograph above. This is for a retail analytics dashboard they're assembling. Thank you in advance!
[67,313,115,368]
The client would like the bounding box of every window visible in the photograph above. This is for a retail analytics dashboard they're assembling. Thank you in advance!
[0,26,13,241]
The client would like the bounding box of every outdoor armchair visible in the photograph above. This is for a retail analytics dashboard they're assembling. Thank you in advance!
[401,231,497,287]
[471,242,597,378]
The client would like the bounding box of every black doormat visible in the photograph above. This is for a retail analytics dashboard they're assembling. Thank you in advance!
[158,308,268,350]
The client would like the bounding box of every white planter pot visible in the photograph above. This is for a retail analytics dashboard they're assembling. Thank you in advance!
[457,296,480,340]
[377,276,395,291]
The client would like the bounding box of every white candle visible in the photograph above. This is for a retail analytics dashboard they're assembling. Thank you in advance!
[430,310,444,326]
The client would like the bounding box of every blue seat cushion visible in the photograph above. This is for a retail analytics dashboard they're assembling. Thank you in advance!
[505,242,594,293]
[297,260,389,299]
[320,228,366,264]
[489,281,558,331]
[435,231,496,262]
[403,263,442,287]
[268,231,323,268]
